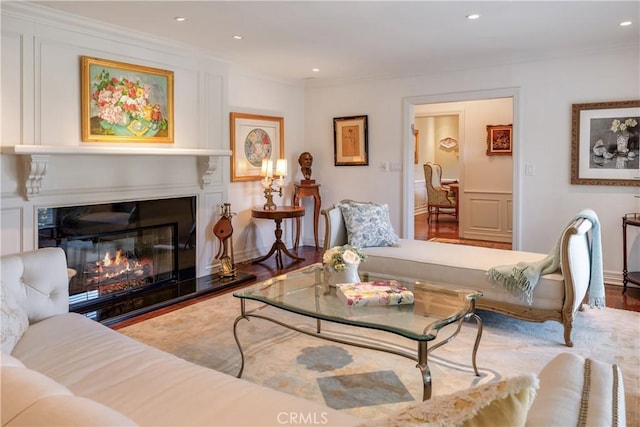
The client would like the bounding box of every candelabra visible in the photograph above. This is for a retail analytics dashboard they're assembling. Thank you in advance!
[260,159,287,210]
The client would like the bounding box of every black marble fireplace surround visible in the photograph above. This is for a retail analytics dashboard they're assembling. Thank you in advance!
[38,196,253,325]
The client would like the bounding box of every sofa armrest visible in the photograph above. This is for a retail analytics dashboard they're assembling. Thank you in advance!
[526,352,625,426]
[1,248,69,323]
[321,204,348,250]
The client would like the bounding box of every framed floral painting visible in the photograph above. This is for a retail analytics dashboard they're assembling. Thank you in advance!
[81,56,174,143]
[334,115,368,166]
[230,112,284,182]
[571,100,640,186]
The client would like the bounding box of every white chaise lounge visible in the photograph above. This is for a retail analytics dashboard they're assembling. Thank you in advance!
[322,200,596,347]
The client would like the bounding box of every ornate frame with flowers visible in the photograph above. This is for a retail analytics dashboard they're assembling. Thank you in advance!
[81,56,174,143]
[571,100,640,186]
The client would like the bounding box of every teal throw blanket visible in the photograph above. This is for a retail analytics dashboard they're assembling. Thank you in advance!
[487,209,604,308]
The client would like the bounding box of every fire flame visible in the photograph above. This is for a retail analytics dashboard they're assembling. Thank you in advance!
[95,249,137,278]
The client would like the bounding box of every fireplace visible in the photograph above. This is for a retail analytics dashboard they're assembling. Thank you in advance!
[38,197,197,323]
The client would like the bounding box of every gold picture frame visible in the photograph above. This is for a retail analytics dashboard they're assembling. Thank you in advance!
[230,112,284,182]
[486,124,513,156]
[571,100,640,186]
[81,56,174,143]
[334,115,368,166]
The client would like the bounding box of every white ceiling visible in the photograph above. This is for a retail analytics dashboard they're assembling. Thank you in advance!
[29,1,640,85]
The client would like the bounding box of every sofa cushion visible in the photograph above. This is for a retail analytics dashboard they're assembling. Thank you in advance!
[12,313,362,427]
[339,202,399,248]
[367,374,538,427]
[6,395,138,426]
[1,286,29,353]
[1,362,137,426]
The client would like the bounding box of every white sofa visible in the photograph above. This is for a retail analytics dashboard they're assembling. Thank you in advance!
[1,248,625,426]
[322,201,595,347]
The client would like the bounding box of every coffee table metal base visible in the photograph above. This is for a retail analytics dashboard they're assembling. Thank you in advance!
[233,300,483,401]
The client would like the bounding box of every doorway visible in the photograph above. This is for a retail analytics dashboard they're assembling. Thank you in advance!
[402,88,521,249]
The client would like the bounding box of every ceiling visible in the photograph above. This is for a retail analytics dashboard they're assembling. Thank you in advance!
[28,1,640,85]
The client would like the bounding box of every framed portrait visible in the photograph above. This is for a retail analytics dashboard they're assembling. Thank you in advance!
[334,115,368,166]
[486,124,512,156]
[230,112,284,182]
[571,100,640,186]
[81,56,174,143]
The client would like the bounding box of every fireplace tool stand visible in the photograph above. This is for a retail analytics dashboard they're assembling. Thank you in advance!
[214,203,236,278]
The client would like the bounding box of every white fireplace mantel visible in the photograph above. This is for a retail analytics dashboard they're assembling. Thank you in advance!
[1,145,232,199]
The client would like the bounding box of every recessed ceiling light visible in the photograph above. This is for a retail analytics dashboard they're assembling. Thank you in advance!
[233,35,244,40]
[174,17,187,22]
[466,14,481,20]
[312,68,320,72]
[620,21,632,27]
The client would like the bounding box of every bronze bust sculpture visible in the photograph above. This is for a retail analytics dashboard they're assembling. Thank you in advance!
[298,152,314,183]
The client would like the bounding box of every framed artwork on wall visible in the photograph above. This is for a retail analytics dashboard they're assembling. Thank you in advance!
[81,56,174,143]
[486,124,512,156]
[571,100,640,186]
[230,112,284,182]
[334,115,368,166]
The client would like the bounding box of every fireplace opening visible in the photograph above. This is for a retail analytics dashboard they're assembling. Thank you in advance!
[38,197,198,323]
[66,222,178,306]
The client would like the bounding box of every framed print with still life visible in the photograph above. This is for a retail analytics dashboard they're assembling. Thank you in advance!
[571,100,639,186]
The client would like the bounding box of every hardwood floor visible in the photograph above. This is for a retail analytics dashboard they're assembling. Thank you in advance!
[113,240,639,330]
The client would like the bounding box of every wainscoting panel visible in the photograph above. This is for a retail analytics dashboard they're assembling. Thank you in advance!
[460,191,512,242]
[413,179,428,214]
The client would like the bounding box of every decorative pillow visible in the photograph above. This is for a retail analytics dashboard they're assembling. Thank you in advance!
[366,374,538,427]
[1,286,29,354]
[339,202,400,248]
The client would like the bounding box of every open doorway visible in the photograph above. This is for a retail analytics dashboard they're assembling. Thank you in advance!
[402,88,521,249]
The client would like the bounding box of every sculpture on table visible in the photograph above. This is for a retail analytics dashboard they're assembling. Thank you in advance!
[298,151,315,184]
[213,203,236,278]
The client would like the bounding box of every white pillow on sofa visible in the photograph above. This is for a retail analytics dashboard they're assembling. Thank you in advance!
[366,374,538,427]
[1,286,29,354]
[339,202,400,248]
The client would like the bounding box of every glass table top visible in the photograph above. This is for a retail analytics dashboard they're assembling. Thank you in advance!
[233,263,482,341]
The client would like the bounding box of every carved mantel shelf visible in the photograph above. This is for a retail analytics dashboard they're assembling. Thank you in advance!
[1,145,232,199]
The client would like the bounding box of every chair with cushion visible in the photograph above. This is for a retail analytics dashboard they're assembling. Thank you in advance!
[424,162,457,222]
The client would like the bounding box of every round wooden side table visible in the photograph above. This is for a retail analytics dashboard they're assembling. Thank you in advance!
[251,206,305,270]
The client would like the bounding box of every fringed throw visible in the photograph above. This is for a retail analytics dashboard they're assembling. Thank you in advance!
[488,209,605,308]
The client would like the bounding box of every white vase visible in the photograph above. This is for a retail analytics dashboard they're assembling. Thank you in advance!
[616,134,630,155]
[328,264,360,286]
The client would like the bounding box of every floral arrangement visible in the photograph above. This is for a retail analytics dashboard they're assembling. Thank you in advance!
[91,69,168,133]
[323,245,367,272]
[610,118,638,136]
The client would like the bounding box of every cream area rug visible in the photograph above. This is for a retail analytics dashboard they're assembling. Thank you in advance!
[118,290,639,423]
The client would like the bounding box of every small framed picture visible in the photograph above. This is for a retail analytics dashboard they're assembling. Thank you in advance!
[571,100,639,186]
[486,124,512,156]
[334,115,368,166]
[230,112,284,182]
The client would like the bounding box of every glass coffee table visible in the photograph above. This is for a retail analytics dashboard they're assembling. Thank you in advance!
[232,264,483,400]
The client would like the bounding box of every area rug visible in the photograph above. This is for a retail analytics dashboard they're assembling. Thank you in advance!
[118,290,639,423]
[428,237,511,249]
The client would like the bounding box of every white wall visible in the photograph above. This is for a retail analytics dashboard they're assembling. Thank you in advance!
[304,50,640,285]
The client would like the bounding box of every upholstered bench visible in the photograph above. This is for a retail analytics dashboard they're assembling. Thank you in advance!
[322,200,596,347]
